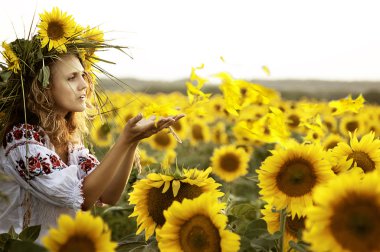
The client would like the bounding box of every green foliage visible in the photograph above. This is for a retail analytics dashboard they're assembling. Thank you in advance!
[116,234,158,252]
[0,226,46,252]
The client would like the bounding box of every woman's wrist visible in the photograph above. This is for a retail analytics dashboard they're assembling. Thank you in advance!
[117,132,139,149]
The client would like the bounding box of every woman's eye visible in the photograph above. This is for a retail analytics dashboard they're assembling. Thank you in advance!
[68,75,75,81]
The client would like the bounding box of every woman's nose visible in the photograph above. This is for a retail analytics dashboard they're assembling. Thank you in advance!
[78,75,88,90]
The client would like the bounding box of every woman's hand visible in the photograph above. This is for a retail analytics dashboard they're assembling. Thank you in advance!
[120,113,185,145]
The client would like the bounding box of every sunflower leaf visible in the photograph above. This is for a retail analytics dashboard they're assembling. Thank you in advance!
[244,219,268,239]
[227,203,257,221]
[288,240,309,252]
[116,242,147,252]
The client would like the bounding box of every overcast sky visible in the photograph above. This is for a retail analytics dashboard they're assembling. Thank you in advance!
[1,0,380,81]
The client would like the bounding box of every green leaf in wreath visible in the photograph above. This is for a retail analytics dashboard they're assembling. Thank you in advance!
[0,233,11,249]
[7,227,17,240]
[19,225,41,242]
[4,239,47,252]
[0,71,11,83]
[37,66,50,88]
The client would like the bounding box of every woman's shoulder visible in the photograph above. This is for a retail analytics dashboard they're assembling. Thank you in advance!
[4,123,47,149]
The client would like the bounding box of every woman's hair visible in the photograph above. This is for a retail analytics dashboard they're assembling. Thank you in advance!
[4,54,96,147]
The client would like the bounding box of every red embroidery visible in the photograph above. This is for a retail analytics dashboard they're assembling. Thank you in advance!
[15,153,64,180]
[49,155,62,167]
[6,124,46,147]
[13,129,23,140]
[78,155,99,174]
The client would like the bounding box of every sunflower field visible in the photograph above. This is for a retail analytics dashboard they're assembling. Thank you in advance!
[2,66,380,252]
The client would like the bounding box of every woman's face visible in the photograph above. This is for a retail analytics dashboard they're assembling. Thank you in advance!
[49,54,88,116]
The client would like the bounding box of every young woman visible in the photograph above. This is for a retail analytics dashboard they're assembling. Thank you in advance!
[0,8,184,237]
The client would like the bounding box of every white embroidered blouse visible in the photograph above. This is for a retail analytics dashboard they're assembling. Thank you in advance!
[0,123,99,238]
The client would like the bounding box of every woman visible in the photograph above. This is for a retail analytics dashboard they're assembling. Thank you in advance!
[0,7,184,237]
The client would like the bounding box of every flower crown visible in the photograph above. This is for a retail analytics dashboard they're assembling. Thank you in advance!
[0,7,129,132]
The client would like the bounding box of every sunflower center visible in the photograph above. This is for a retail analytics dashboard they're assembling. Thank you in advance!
[286,215,305,239]
[276,159,317,197]
[330,194,380,251]
[214,130,221,142]
[325,141,339,150]
[324,121,333,131]
[47,21,65,40]
[288,114,300,128]
[219,153,240,172]
[192,124,204,141]
[348,151,375,173]
[172,121,182,131]
[97,123,111,140]
[345,121,359,132]
[180,214,221,252]
[154,132,171,147]
[148,182,203,226]
[59,236,95,252]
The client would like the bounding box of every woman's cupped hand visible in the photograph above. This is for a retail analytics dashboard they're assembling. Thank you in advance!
[121,113,185,145]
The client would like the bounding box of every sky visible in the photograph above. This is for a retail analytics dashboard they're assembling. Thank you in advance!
[1,0,380,82]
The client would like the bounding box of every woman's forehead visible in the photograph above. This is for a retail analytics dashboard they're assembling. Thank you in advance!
[52,55,84,74]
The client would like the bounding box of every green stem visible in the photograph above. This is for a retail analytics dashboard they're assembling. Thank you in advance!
[279,208,287,252]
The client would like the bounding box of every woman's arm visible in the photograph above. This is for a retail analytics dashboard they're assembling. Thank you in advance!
[98,141,138,205]
[81,114,183,210]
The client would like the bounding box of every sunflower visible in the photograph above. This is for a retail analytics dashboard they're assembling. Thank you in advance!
[208,94,229,119]
[90,117,114,147]
[303,129,325,144]
[188,118,211,146]
[169,113,189,139]
[258,142,335,217]
[147,130,178,151]
[303,170,380,252]
[322,114,338,133]
[42,211,117,252]
[1,42,21,73]
[321,132,347,150]
[338,113,366,137]
[81,25,105,66]
[156,192,240,252]
[331,131,380,173]
[285,110,302,132]
[128,167,224,240]
[138,148,157,167]
[38,7,76,52]
[210,145,250,182]
[326,151,352,175]
[161,149,177,170]
[211,121,229,145]
[261,205,306,250]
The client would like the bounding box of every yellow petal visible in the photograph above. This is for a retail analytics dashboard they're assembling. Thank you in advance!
[171,180,181,197]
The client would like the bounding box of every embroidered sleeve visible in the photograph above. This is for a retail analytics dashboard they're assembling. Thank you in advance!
[71,147,100,178]
[3,124,84,210]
